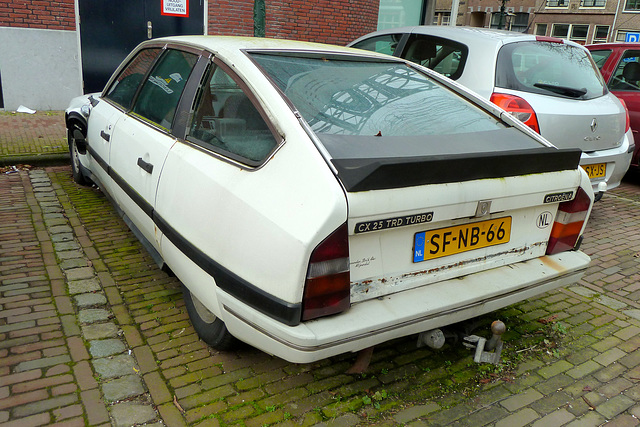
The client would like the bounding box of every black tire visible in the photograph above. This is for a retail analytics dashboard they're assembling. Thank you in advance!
[182,284,237,350]
[68,130,91,186]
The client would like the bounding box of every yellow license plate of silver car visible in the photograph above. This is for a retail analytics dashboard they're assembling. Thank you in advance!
[581,163,606,179]
[413,217,512,262]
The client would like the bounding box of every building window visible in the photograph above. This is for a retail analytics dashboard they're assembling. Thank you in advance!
[581,0,606,6]
[616,30,636,41]
[551,23,570,38]
[625,0,640,10]
[511,13,529,32]
[551,24,589,44]
[571,25,589,43]
[535,23,548,36]
[593,25,609,42]
[547,0,568,7]
[490,12,528,31]
[378,0,426,30]
[432,11,450,25]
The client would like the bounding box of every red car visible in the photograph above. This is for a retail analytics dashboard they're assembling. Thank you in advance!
[587,43,640,170]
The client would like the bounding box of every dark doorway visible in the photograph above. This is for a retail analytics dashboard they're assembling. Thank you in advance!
[79,0,204,94]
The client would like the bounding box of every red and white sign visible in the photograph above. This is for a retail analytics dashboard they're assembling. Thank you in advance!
[162,0,189,17]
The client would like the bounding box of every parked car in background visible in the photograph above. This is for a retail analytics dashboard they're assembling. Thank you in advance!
[66,36,593,363]
[586,43,640,172]
[350,26,635,200]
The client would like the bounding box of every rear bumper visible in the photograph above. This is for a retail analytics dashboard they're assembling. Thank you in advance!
[580,129,634,192]
[218,250,590,363]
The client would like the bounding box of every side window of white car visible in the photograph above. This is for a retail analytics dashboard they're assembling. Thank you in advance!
[131,49,199,130]
[104,48,162,110]
[187,64,277,165]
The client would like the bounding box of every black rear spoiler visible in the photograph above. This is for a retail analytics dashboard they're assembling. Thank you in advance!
[331,147,582,192]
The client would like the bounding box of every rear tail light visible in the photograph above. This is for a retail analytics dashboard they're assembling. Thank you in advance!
[546,187,591,255]
[302,223,350,321]
[490,93,541,134]
[619,98,631,133]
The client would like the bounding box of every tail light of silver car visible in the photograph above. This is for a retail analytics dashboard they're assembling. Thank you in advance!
[546,187,591,255]
[490,93,541,134]
[619,98,631,133]
[302,223,350,321]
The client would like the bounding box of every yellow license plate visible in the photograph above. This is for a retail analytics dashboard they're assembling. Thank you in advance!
[581,163,606,179]
[413,217,512,262]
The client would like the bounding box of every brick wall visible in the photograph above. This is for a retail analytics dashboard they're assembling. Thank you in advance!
[208,0,379,45]
[0,0,75,30]
[208,1,256,37]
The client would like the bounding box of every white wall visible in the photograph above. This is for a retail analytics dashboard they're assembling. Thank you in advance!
[0,27,83,111]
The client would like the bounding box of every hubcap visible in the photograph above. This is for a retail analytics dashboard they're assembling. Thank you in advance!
[71,140,80,173]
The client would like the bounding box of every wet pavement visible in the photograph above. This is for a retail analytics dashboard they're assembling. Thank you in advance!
[2,110,640,426]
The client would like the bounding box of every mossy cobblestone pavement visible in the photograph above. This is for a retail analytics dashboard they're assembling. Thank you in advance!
[2,110,640,426]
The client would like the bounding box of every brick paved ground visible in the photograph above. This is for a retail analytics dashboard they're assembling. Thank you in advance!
[0,112,67,166]
[1,163,639,426]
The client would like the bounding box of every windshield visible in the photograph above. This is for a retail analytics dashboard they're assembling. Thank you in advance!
[249,53,505,137]
[495,41,606,100]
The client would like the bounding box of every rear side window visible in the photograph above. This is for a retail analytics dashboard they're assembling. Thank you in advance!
[104,48,162,109]
[132,49,199,129]
[495,41,606,100]
[186,63,278,165]
[608,50,640,91]
[400,35,468,80]
[589,49,612,69]
[351,34,403,56]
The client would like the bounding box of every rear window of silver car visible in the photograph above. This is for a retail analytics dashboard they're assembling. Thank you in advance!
[250,53,504,138]
[495,41,606,100]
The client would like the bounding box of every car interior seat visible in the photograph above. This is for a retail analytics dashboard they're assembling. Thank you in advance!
[405,39,437,66]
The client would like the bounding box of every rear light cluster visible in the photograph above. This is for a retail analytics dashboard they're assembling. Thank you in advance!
[301,223,351,321]
[546,187,591,255]
[490,93,540,134]
[619,99,631,133]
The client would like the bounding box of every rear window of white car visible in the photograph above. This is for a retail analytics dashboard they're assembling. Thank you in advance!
[250,53,504,137]
[495,41,606,100]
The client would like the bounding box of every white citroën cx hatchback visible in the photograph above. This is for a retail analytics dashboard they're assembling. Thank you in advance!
[66,36,593,363]
[351,26,635,200]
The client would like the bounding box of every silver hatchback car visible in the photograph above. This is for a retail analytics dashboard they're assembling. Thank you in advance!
[350,26,635,199]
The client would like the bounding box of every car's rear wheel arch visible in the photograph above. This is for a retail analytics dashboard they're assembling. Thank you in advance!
[182,284,237,350]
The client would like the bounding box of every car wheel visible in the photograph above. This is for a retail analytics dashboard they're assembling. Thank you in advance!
[68,130,91,186]
[182,284,237,350]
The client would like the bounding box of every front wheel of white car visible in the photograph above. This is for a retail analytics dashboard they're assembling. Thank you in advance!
[68,130,91,186]
[182,284,237,350]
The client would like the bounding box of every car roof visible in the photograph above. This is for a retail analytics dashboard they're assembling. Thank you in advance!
[148,35,393,63]
[585,42,640,49]
[354,26,538,47]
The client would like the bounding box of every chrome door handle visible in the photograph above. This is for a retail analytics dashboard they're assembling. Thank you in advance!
[137,158,154,174]
[100,131,110,142]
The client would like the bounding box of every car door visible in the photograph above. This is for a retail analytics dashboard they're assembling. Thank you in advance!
[88,47,164,202]
[606,48,640,149]
[154,58,285,316]
[107,47,201,249]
